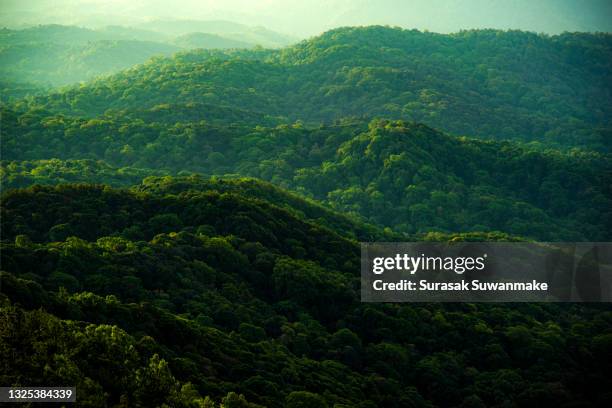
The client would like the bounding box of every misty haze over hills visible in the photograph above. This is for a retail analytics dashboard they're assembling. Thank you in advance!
[0,20,295,87]
[2,0,609,89]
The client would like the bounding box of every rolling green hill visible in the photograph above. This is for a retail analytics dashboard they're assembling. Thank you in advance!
[2,179,611,407]
[2,23,611,407]
[3,109,610,240]
[20,26,612,150]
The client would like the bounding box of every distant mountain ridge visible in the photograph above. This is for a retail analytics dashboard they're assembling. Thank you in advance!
[0,22,294,87]
[2,17,612,408]
[16,26,610,150]
[136,19,297,47]
[173,32,255,49]
[0,24,168,44]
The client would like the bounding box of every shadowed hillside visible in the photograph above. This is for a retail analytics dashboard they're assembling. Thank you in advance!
[2,180,611,406]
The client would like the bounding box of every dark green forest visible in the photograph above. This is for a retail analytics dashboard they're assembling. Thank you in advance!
[1,24,612,407]
[2,180,612,407]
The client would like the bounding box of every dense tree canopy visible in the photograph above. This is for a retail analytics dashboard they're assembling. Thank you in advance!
[1,24,611,407]
[2,180,611,407]
[10,26,611,150]
[3,114,610,240]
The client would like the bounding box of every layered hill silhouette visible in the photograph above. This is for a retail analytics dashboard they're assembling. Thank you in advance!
[0,22,294,88]
[17,26,612,150]
[2,24,612,407]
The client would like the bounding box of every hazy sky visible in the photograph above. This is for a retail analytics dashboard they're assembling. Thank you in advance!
[1,0,611,37]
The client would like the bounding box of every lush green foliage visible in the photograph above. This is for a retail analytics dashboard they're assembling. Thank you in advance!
[3,111,610,240]
[2,181,611,407]
[1,159,165,189]
[2,24,611,407]
[14,26,611,149]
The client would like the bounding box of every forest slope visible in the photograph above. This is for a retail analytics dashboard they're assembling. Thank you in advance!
[3,111,610,240]
[17,26,612,150]
[2,180,611,407]
[2,22,612,408]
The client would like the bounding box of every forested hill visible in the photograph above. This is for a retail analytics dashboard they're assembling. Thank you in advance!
[19,26,612,150]
[0,22,293,89]
[3,112,611,241]
[2,180,611,407]
[2,23,612,408]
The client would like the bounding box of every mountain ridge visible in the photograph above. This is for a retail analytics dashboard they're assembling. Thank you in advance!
[3,114,610,240]
[14,26,610,150]
[2,19,612,408]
